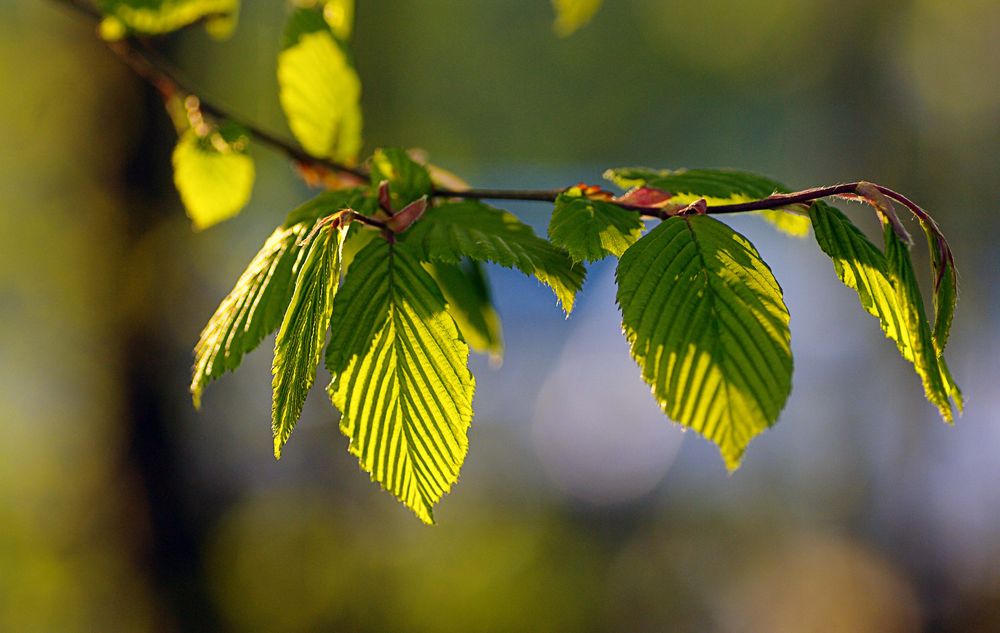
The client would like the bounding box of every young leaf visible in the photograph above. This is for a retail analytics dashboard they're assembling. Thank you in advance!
[616,216,793,470]
[323,0,354,40]
[552,0,603,36]
[272,223,347,457]
[402,200,585,313]
[191,224,305,408]
[883,220,962,421]
[549,192,644,262]
[278,6,362,162]
[921,222,957,355]
[97,0,239,40]
[369,148,433,209]
[281,187,372,228]
[426,260,504,360]
[604,166,811,237]
[172,127,255,230]
[326,239,475,524]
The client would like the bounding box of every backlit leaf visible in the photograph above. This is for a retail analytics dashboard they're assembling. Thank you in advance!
[883,220,962,421]
[172,127,254,230]
[272,223,347,457]
[604,166,811,237]
[920,222,957,354]
[549,192,644,262]
[552,0,603,36]
[810,201,961,419]
[402,200,585,313]
[326,239,474,523]
[616,216,793,470]
[427,259,503,359]
[278,7,362,162]
[97,0,238,39]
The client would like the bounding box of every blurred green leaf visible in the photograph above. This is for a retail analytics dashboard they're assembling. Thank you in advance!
[97,0,238,39]
[323,0,354,40]
[552,0,603,36]
[549,191,644,262]
[427,259,503,359]
[272,223,347,457]
[370,147,433,208]
[172,128,254,230]
[326,239,474,524]
[604,166,811,237]
[278,6,362,162]
[616,216,792,470]
[402,200,585,314]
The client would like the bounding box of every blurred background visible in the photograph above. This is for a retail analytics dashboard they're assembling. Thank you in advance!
[2,0,999,630]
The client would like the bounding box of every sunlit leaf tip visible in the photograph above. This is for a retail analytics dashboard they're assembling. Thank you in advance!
[616,217,793,470]
[552,0,603,36]
[272,223,347,458]
[326,239,475,523]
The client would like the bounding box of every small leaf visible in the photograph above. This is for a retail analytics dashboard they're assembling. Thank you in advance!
[921,222,957,355]
[172,127,255,230]
[281,187,372,228]
[272,223,347,457]
[552,0,603,36]
[278,7,362,162]
[604,166,811,237]
[427,259,504,360]
[370,148,433,209]
[402,200,585,313]
[97,0,239,39]
[323,0,354,40]
[326,239,475,523]
[616,216,793,470]
[549,192,644,262]
[883,219,961,421]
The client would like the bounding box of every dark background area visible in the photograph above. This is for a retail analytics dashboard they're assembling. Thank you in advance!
[2,0,999,631]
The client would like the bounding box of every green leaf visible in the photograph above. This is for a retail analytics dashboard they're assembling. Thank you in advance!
[172,127,254,230]
[616,216,793,470]
[426,260,503,359]
[549,192,644,262]
[604,166,811,237]
[809,201,961,419]
[272,223,347,457]
[552,0,603,36]
[278,7,362,162]
[191,224,306,408]
[370,147,433,209]
[281,187,372,228]
[402,200,585,313]
[97,0,238,39]
[883,220,961,421]
[326,239,474,524]
[921,223,957,355]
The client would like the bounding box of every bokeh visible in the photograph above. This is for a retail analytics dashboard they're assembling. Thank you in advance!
[2,0,999,631]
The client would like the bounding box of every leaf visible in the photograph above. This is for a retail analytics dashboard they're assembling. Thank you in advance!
[809,201,915,360]
[604,166,811,237]
[272,223,346,457]
[616,216,793,470]
[97,0,238,39]
[552,0,603,36]
[278,7,362,162]
[426,260,503,359]
[809,201,961,419]
[402,200,585,313]
[326,239,474,523]
[883,219,961,421]
[921,222,957,355]
[191,224,305,408]
[370,147,433,209]
[281,187,372,228]
[323,0,354,40]
[549,192,645,262]
[172,127,255,230]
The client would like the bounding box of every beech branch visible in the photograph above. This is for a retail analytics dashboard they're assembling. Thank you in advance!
[53,0,939,229]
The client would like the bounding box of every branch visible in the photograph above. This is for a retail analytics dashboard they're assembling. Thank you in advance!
[50,0,937,229]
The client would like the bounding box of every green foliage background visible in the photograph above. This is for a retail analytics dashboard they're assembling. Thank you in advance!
[2,0,999,631]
